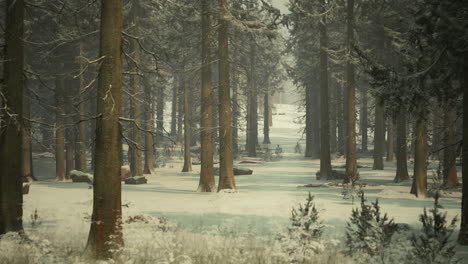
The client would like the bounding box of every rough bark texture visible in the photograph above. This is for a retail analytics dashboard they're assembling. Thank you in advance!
[156,84,165,147]
[181,72,192,172]
[394,111,409,182]
[459,65,468,245]
[143,85,154,175]
[76,41,87,172]
[442,104,458,187]
[198,0,216,192]
[22,86,34,182]
[263,92,271,144]
[386,117,395,162]
[84,0,124,258]
[410,114,428,198]
[345,0,357,183]
[217,0,236,191]
[337,83,344,156]
[232,69,239,156]
[318,0,332,179]
[55,76,66,181]
[0,0,24,234]
[373,101,384,170]
[177,77,184,144]
[360,85,368,152]
[305,83,314,158]
[129,11,143,177]
[170,76,178,139]
[65,76,75,178]
[247,43,258,157]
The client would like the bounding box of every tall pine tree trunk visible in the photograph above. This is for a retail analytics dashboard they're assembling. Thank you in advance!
[305,83,314,157]
[360,85,368,152]
[143,85,154,174]
[337,82,344,156]
[263,91,271,144]
[170,76,178,139]
[345,0,357,182]
[247,43,257,157]
[22,86,34,182]
[386,117,395,162]
[459,64,468,245]
[373,101,384,170]
[0,0,24,234]
[318,0,332,179]
[442,103,458,187]
[410,113,428,197]
[156,84,165,147]
[129,13,143,177]
[85,0,124,257]
[198,0,215,191]
[181,71,192,172]
[232,69,239,156]
[394,110,409,182]
[55,76,66,180]
[76,41,87,172]
[217,0,236,191]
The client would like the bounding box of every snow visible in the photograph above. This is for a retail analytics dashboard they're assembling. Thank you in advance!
[2,103,467,263]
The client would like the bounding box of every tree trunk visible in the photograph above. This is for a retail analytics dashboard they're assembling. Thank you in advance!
[129,13,143,177]
[22,86,34,182]
[410,114,428,197]
[65,76,75,179]
[76,41,87,172]
[345,0,357,183]
[144,85,154,175]
[373,101,384,170]
[305,84,314,158]
[156,84,165,147]
[386,117,395,162]
[442,103,458,187]
[181,71,192,172]
[263,91,271,144]
[84,0,124,257]
[217,0,236,191]
[360,84,368,152]
[55,76,66,181]
[337,82,344,156]
[0,0,24,234]
[198,0,216,192]
[318,0,332,179]
[247,43,257,157]
[459,64,468,245]
[232,68,239,156]
[177,76,184,143]
[394,110,409,182]
[170,76,178,139]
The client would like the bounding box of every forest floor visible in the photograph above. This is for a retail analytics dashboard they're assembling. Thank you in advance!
[5,104,467,263]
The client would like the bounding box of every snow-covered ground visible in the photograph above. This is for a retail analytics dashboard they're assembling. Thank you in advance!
[2,104,467,263]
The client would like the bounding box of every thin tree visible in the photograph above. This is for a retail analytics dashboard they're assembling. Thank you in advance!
[84,0,124,258]
[345,0,357,182]
[181,71,192,172]
[0,0,24,234]
[372,101,384,170]
[318,0,332,179]
[55,76,66,180]
[459,64,468,245]
[394,110,409,182]
[217,0,236,191]
[75,41,87,172]
[442,102,458,187]
[198,0,216,191]
[410,110,428,197]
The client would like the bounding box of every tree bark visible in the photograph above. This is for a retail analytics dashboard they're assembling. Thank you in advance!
[394,110,409,182]
[442,103,458,187]
[76,41,87,172]
[55,76,66,181]
[0,0,24,234]
[143,84,154,175]
[459,64,468,245]
[360,84,368,152]
[386,117,395,162]
[156,84,165,147]
[181,71,192,172]
[170,76,178,139]
[217,0,236,191]
[337,82,344,156]
[232,68,239,156]
[247,43,257,157]
[22,86,34,182]
[410,114,428,197]
[318,0,332,179]
[263,91,271,144]
[85,0,124,257]
[373,101,384,170]
[305,83,314,158]
[345,0,357,183]
[129,11,143,177]
[198,0,216,192]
